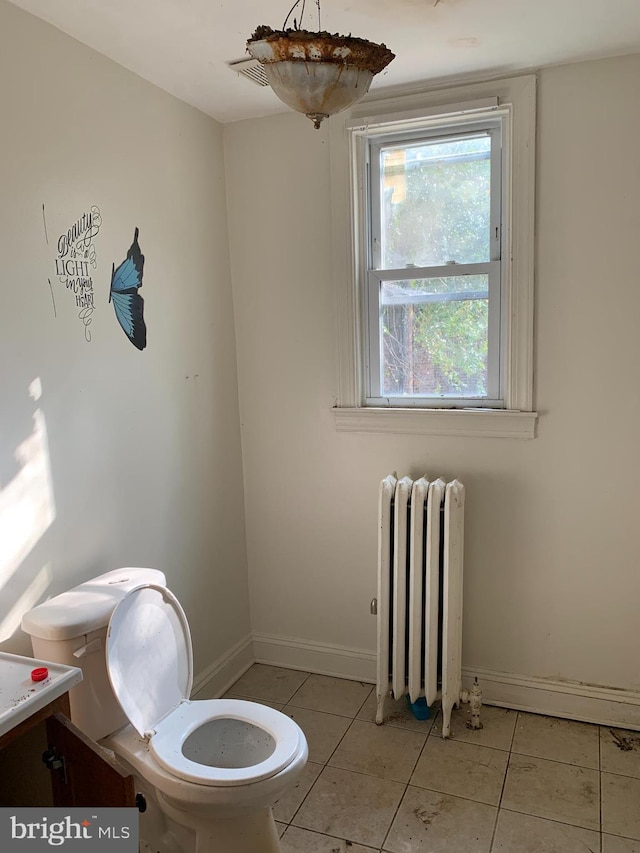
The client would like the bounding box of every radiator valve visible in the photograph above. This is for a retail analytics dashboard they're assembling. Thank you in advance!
[469,678,483,730]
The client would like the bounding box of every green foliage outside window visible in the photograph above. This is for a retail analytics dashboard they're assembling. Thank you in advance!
[380,135,492,397]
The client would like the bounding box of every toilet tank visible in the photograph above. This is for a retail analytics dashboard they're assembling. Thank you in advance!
[22,567,166,742]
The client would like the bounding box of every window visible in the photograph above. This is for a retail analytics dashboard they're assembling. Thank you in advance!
[366,120,502,407]
[330,76,537,438]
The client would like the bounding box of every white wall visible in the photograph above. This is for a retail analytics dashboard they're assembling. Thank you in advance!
[224,53,640,708]
[0,0,251,681]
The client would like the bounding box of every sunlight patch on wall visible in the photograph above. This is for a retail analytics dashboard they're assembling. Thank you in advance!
[0,564,52,643]
[0,379,56,598]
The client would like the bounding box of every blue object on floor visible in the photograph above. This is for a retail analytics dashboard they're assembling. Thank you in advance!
[407,695,430,720]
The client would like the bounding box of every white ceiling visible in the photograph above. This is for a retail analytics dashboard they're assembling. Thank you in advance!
[8,0,640,124]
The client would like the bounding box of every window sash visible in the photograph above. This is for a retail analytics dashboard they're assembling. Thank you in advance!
[366,262,502,407]
[364,120,504,407]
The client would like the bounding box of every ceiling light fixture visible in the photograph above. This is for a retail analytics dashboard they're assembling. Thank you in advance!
[246,0,395,129]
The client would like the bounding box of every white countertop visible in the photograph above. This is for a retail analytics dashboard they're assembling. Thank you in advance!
[0,652,82,739]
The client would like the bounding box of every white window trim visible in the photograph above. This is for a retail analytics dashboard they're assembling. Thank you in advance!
[329,74,537,439]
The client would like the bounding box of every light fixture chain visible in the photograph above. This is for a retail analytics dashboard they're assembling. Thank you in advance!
[282,0,321,30]
[283,0,310,30]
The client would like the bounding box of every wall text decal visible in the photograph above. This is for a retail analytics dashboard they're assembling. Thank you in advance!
[45,205,103,342]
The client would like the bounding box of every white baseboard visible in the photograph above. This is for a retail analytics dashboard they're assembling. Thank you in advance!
[253,633,376,683]
[192,633,254,699]
[252,632,640,730]
[463,667,640,731]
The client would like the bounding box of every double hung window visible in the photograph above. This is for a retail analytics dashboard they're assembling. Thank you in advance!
[364,115,504,407]
[331,76,537,438]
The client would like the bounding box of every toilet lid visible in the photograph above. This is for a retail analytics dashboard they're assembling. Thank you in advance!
[106,584,193,737]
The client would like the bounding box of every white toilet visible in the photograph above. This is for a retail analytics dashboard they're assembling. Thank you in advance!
[22,568,308,853]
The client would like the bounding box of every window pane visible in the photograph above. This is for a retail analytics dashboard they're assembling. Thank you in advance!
[380,134,491,269]
[381,276,488,398]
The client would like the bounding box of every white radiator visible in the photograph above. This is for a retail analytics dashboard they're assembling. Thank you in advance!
[375,473,465,738]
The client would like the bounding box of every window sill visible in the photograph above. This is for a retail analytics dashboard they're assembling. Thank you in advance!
[333,407,537,439]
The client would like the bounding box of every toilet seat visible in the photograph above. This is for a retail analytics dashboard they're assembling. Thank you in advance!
[106,585,303,788]
[150,699,303,786]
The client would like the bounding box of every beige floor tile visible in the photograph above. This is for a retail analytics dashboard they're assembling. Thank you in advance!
[293,766,404,849]
[275,821,287,838]
[501,754,600,830]
[221,692,284,711]
[512,713,599,769]
[229,664,310,703]
[411,737,508,806]
[289,674,373,717]
[602,772,640,840]
[603,835,640,853]
[272,761,322,823]
[492,810,600,852]
[430,704,517,750]
[601,727,640,779]
[357,691,436,734]
[383,786,496,853]
[329,719,426,783]
[281,826,377,852]
[282,706,351,764]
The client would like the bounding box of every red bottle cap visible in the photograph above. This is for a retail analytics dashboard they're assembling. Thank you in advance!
[31,667,48,682]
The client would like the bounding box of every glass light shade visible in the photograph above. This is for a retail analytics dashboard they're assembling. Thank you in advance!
[262,61,375,126]
[247,30,394,128]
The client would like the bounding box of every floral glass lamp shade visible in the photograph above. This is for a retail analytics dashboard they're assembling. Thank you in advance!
[246,22,394,129]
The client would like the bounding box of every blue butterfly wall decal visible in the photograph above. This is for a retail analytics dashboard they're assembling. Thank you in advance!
[109,227,146,350]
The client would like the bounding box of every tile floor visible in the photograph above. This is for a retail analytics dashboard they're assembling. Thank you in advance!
[205,664,640,852]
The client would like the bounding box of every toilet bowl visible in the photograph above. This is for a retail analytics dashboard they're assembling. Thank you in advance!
[22,569,308,853]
